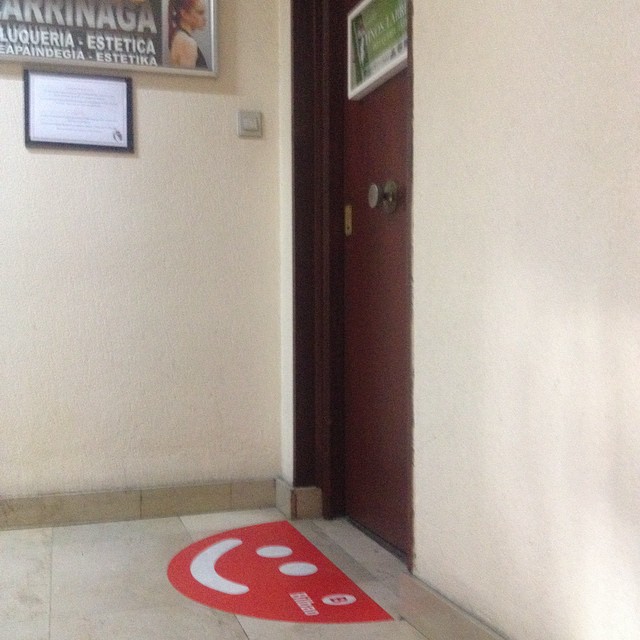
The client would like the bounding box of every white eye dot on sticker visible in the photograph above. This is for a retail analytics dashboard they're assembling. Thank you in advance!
[322,594,357,606]
[279,562,318,576]
[256,545,293,559]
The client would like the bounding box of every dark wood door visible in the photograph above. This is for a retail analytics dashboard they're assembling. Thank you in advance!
[343,1,412,557]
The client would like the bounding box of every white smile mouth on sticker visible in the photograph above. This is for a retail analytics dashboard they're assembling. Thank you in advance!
[190,539,249,595]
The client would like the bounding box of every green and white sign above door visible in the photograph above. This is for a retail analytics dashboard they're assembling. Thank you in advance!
[347,0,408,100]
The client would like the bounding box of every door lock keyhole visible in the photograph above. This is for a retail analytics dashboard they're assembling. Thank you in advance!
[368,180,398,214]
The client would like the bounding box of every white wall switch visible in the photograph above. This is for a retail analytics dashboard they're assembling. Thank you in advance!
[238,110,263,138]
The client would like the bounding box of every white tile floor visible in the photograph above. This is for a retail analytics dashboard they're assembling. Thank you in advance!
[0,509,428,640]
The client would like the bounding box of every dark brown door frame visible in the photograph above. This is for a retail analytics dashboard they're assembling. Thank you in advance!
[291,0,347,517]
[292,3,414,540]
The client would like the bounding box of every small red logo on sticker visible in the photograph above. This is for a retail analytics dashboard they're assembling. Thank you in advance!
[167,521,392,623]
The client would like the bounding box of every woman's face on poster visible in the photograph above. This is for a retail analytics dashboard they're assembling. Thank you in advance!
[181,0,207,31]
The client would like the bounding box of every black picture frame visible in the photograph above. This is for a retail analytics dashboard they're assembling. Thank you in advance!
[24,69,134,153]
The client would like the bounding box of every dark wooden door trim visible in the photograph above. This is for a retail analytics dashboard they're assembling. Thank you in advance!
[291,0,347,517]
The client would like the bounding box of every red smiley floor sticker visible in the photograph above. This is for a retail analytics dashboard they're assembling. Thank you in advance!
[168,521,393,623]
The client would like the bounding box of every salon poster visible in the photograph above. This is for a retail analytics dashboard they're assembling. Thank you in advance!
[0,0,216,75]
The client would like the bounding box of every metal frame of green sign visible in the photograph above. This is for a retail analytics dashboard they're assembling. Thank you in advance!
[347,0,408,100]
[0,0,218,76]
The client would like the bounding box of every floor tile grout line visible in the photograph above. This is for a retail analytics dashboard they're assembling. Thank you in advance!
[296,521,400,608]
[21,510,423,639]
[310,518,412,586]
[296,519,418,626]
[235,614,252,640]
[177,514,195,542]
[403,617,430,640]
[313,518,407,568]
[296,520,381,582]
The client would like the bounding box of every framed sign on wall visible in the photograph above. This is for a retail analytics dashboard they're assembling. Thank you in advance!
[24,69,134,152]
[347,0,408,100]
[0,0,218,76]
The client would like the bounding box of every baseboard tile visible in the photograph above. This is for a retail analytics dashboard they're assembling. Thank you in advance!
[0,479,276,530]
[0,490,140,530]
[140,484,232,519]
[275,478,322,519]
[399,574,508,640]
[231,479,276,510]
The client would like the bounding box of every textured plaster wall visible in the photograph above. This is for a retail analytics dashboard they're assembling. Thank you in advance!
[278,1,294,485]
[0,0,286,498]
[412,3,640,640]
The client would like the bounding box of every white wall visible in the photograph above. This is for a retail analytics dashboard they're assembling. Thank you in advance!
[278,0,294,485]
[0,0,286,498]
[412,3,640,639]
